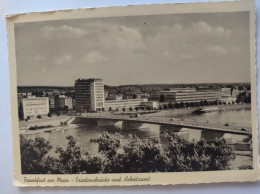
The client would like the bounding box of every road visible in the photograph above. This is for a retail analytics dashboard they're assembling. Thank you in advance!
[80,113,251,136]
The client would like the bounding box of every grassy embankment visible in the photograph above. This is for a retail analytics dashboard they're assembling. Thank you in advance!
[19,115,76,135]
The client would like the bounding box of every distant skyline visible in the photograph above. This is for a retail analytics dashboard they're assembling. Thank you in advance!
[15,11,250,86]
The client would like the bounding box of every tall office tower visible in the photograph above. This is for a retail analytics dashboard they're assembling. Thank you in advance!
[75,78,104,112]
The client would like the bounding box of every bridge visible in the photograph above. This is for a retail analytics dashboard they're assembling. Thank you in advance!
[77,113,251,136]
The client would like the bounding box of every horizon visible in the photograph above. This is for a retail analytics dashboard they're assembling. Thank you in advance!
[17,81,251,88]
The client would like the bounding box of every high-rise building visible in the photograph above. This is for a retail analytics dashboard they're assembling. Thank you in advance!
[75,78,104,112]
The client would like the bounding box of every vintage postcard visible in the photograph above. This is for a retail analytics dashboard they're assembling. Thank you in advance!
[6,0,259,186]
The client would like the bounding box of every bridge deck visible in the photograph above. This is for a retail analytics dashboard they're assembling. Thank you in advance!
[79,115,251,136]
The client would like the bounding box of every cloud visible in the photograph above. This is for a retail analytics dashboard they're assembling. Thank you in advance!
[206,46,228,55]
[41,25,86,38]
[34,55,45,62]
[93,24,145,55]
[191,21,231,38]
[54,54,72,65]
[83,51,106,64]
[144,21,232,58]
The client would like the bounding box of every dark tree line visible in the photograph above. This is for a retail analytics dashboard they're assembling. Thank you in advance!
[20,131,235,174]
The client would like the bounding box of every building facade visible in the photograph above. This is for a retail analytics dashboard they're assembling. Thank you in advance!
[49,96,55,110]
[54,95,73,110]
[75,78,104,112]
[104,99,148,111]
[22,97,49,119]
[149,88,221,103]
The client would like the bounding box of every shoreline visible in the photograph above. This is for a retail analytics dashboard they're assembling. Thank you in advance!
[148,103,251,117]
[20,116,77,135]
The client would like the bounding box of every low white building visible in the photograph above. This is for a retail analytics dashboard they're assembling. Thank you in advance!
[104,99,148,111]
[22,97,49,119]
[140,101,159,109]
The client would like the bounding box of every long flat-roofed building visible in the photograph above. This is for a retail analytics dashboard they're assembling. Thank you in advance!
[104,99,147,111]
[22,97,49,119]
[75,78,104,112]
[149,88,221,103]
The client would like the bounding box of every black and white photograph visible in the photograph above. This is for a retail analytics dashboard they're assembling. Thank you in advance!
[6,0,259,186]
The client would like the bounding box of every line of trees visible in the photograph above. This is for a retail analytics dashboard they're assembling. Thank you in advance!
[104,99,242,113]
[20,132,235,174]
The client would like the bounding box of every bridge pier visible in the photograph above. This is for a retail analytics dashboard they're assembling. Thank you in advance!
[160,125,202,142]
[201,131,225,142]
[122,121,151,131]
[97,119,123,128]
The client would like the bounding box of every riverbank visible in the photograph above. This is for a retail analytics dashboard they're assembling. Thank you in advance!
[148,103,251,118]
[229,154,253,170]
[20,116,76,135]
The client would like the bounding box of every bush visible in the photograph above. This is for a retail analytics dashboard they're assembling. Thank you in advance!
[238,165,253,170]
[20,135,53,174]
[20,132,235,174]
[94,132,234,173]
[53,136,101,174]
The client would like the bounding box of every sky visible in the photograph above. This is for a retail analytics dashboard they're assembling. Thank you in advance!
[15,11,250,86]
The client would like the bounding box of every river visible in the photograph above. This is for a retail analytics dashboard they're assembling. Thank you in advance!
[24,108,251,157]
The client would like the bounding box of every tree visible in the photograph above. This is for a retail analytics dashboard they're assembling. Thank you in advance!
[168,102,173,109]
[190,102,195,108]
[20,132,235,174]
[18,103,24,121]
[180,101,185,108]
[94,133,234,173]
[185,102,190,108]
[37,115,42,119]
[55,136,99,174]
[129,107,133,111]
[194,102,200,107]
[38,91,44,97]
[20,135,53,174]
[135,107,139,111]
[174,103,179,109]
[235,99,240,104]
[47,112,52,117]
[64,105,69,111]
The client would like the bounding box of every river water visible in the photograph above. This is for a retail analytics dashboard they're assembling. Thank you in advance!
[25,108,251,156]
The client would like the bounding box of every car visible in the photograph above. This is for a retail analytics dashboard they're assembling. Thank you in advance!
[170,118,175,121]
[224,123,230,126]
[241,127,248,131]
